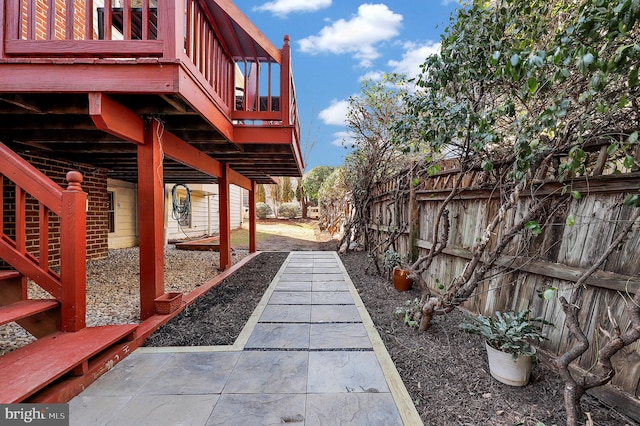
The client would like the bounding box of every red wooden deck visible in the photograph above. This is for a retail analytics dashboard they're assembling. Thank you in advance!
[175,236,221,251]
[0,0,302,403]
[0,324,137,403]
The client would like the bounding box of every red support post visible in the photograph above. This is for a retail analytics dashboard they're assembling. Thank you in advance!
[218,164,231,271]
[137,120,165,320]
[249,181,257,253]
[59,171,87,332]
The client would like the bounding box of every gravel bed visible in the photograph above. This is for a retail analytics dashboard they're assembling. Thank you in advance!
[0,246,249,355]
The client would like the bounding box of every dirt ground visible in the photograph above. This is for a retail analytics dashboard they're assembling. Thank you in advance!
[147,219,636,426]
[237,218,339,251]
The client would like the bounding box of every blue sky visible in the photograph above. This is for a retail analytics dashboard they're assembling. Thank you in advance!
[235,1,462,172]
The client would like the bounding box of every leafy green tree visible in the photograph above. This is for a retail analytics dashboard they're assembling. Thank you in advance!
[279,177,295,203]
[391,1,640,424]
[318,167,348,235]
[341,73,413,250]
[302,166,335,204]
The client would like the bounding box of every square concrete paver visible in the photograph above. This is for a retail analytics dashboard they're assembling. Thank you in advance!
[311,305,361,323]
[274,281,313,292]
[311,292,354,305]
[268,291,312,305]
[101,394,218,426]
[259,305,311,323]
[245,323,310,349]
[137,352,240,395]
[312,258,339,263]
[223,351,308,393]
[283,267,311,274]
[307,351,389,393]
[74,352,174,397]
[312,266,340,274]
[69,396,131,426]
[312,273,344,282]
[312,280,349,291]
[310,323,372,349]
[279,273,312,282]
[305,393,403,426]
[287,261,314,268]
[207,394,306,426]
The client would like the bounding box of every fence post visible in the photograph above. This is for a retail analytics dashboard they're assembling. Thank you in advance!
[409,164,420,262]
[60,171,87,332]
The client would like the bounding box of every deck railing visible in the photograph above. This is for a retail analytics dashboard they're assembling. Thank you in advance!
[232,36,300,142]
[1,0,297,132]
[0,142,87,332]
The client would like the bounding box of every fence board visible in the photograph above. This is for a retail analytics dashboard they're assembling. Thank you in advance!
[369,165,640,402]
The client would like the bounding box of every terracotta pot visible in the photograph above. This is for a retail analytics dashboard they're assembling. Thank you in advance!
[393,268,413,291]
[485,341,534,386]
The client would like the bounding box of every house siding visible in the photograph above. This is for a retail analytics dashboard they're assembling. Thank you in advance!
[107,179,138,249]
[230,184,243,228]
[165,183,243,242]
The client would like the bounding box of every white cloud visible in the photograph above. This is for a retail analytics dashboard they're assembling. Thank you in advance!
[388,41,441,78]
[330,131,353,147]
[253,0,332,17]
[441,0,460,4]
[319,99,349,126]
[298,4,403,67]
[360,71,384,82]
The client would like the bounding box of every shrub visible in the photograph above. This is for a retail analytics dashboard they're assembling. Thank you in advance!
[278,202,301,219]
[256,202,272,219]
[460,310,553,358]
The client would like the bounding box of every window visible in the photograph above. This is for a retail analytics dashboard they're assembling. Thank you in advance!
[107,191,116,233]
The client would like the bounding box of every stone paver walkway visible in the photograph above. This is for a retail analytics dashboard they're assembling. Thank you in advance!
[69,252,422,425]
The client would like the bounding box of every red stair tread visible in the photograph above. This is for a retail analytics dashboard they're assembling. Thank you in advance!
[0,270,21,280]
[0,299,59,326]
[0,324,137,403]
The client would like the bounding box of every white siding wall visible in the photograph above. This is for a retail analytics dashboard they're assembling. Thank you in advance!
[165,185,214,242]
[230,184,243,229]
[164,184,243,242]
[107,179,138,249]
[107,182,246,248]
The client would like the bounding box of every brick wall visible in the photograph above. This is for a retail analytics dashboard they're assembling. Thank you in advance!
[22,0,87,40]
[2,152,109,267]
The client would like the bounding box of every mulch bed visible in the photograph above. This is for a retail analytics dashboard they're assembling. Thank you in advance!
[144,250,636,425]
[143,252,289,346]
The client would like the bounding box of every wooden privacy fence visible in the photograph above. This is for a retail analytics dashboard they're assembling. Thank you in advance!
[368,162,640,411]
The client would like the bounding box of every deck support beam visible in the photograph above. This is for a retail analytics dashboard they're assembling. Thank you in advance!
[218,164,232,271]
[89,92,145,144]
[137,120,165,320]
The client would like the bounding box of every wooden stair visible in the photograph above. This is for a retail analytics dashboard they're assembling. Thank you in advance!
[0,269,60,337]
[0,324,137,403]
[1,269,138,403]
[0,299,60,326]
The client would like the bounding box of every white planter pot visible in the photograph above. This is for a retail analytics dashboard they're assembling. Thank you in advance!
[485,341,533,386]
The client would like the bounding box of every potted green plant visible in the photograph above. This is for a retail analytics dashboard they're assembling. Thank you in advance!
[382,249,413,291]
[460,309,553,386]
